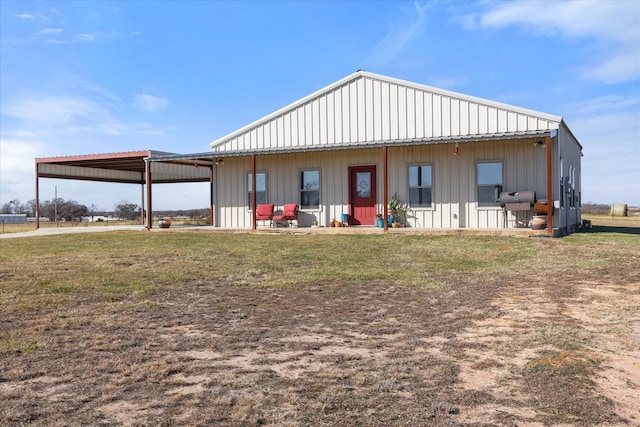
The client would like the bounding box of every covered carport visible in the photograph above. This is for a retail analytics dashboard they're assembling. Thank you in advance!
[35,150,215,229]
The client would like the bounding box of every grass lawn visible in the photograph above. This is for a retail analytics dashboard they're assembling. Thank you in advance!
[1,219,638,426]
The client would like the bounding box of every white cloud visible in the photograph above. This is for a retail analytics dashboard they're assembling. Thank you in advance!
[13,13,34,20]
[472,0,640,84]
[37,28,63,35]
[75,33,96,42]
[133,94,169,113]
[0,139,45,204]
[3,95,109,126]
[367,2,430,67]
[2,91,170,137]
[562,95,640,205]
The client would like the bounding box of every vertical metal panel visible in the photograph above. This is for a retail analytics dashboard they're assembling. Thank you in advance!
[507,111,517,132]
[333,89,343,144]
[290,109,298,147]
[432,94,442,137]
[357,78,366,142]
[326,92,335,145]
[381,82,390,140]
[398,85,407,140]
[311,98,320,145]
[365,78,374,142]
[424,92,433,138]
[319,96,327,146]
[283,113,291,147]
[341,85,350,143]
[373,79,382,141]
[443,96,453,136]
[488,107,498,133]
[497,109,507,132]
[406,88,416,139]
[349,81,359,143]
[415,90,424,137]
[276,116,285,148]
[390,84,398,140]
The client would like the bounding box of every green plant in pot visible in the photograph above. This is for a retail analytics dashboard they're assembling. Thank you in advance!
[388,192,408,225]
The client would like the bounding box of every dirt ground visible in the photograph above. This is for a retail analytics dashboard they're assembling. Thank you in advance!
[1,265,639,426]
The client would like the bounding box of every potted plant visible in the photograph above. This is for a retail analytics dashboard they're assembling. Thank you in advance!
[375,213,385,228]
[388,193,408,226]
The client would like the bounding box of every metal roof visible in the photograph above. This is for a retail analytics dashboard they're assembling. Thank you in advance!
[35,150,213,184]
[152,130,552,162]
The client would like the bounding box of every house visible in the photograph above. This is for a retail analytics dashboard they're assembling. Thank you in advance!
[34,71,583,236]
[198,71,582,235]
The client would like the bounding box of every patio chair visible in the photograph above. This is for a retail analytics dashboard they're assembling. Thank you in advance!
[273,203,298,227]
[255,204,274,227]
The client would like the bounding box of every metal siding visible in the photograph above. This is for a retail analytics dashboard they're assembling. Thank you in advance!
[381,82,391,140]
[443,96,452,136]
[415,90,424,137]
[497,109,507,132]
[341,85,351,143]
[507,111,517,132]
[211,73,563,154]
[349,81,358,143]
[372,80,381,141]
[297,107,305,147]
[277,116,285,148]
[357,78,366,142]
[424,92,433,138]
[488,107,498,133]
[311,98,320,145]
[291,109,299,147]
[333,89,343,144]
[326,92,335,145]
[283,113,291,147]
[468,103,478,135]
[398,86,407,140]
[433,94,442,137]
[301,104,313,146]
[390,84,399,140]
[365,78,374,141]
[319,96,327,146]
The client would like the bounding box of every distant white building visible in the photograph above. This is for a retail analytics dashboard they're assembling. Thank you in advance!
[0,214,27,224]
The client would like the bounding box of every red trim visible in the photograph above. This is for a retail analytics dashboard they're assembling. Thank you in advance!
[35,150,154,164]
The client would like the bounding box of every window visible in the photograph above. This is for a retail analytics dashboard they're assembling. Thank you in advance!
[300,170,320,209]
[408,165,432,208]
[569,165,576,208]
[477,162,502,206]
[560,158,565,208]
[247,172,267,207]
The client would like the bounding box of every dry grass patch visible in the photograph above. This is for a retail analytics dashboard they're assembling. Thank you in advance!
[1,227,639,425]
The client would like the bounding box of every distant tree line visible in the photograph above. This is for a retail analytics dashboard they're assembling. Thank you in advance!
[1,199,209,222]
[581,203,614,215]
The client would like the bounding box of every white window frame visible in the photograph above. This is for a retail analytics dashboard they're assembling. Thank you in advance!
[247,171,267,209]
[299,169,321,210]
[408,164,433,209]
[477,161,503,208]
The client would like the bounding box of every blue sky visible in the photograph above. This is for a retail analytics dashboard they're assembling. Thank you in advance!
[1,0,639,211]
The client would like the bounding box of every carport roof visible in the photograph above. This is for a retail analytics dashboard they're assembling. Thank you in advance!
[35,150,214,184]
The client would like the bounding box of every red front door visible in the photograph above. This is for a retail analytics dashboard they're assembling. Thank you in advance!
[349,165,377,225]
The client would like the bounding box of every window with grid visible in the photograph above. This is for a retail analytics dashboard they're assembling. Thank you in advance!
[408,165,432,208]
[300,170,320,209]
[477,162,502,207]
[247,172,267,207]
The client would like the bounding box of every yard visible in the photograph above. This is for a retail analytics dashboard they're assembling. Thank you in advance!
[1,218,638,426]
